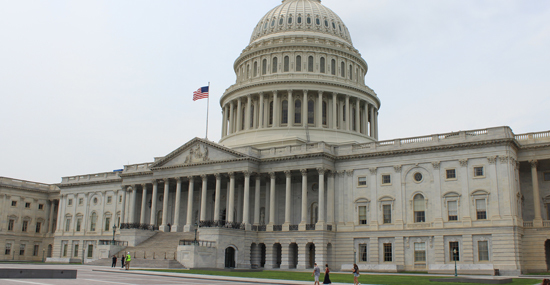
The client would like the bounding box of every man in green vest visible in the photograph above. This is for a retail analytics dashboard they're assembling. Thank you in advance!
[125,252,131,270]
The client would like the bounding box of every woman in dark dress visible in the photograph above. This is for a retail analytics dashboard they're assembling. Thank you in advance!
[323,264,331,284]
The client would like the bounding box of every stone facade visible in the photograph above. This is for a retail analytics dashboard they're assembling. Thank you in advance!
[1,0,550,276]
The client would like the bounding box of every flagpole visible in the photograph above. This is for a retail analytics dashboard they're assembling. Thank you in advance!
[205,82,210,140]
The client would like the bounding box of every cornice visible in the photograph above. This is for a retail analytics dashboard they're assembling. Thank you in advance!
[119,171,153,178]
[151,157,259,171]
[0,183,59,194]
[260,152,336,163]
[517,142,550,150]
[57,178,122,188]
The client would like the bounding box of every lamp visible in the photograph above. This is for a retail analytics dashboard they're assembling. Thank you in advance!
[453,248,458,277]
[112,225,116,245]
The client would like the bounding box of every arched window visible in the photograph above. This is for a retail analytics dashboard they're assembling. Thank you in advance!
[296,55,302,72]
[271,19,275,27]
[322,101,327,125]
[343,105,346,122]
[341,62,346,78]
[247,65,250,78]
[308,56,314,72]
[90,212,97,231]
[250,105,254,128]
[331,59,336,75]
[288,16,293,24]
[262,59,267,75]
[413,194,426,223]
[349,65,353,80]
[281,100,288,124]
[279,17,284,25]
[307,16,311,24]
[310,202,319,224]
[241,107,246,130]
[298,16,302,24]
[316,18,320,25]
[295,100,302,124]
[284,56,290,72]
[272,57,278,73]
[320,57,326,73]
[253,62,258,77]
[308,100,314,124]
[336,103,339,127]
[352,107,356,130]
[269,101,274,125]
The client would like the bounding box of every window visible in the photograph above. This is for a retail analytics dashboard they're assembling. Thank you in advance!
[11,201,17,207]
[331,59,336,75]
[478,241,489,261]
[87,244,93,258]
[320,57,325,73]
[269,101,274,125]
[33,245,39,256]
[262,59,267,75]
[383,243,392,262]
[296,55,302,71]
[65,218,71,232]
[76,218,82,232]
[5,243,11,255]
[352,107,356,130]
[272,57,278,73]
[341,62,345,77]
[413,194,426,223]
[382,175,391,185]
[297,16,301,24]
[316,18,320,25]
[38,204,44,210]
[307,16,311,24]
[104,217,111,231]
[25,202,31,208]
[446,169,456,180]
[288,16,292,24]
[250,105,254,128]
[476,199,487,220]
[19,244,25,256]
[474,166,484,177]
[22,220,28,232]
[324,19,329,27]
[8,219,14,231]
[358,177,367,186]
[308,56,314,72]
[284,56,289,72]
[119,195,122,203]
[414,172,423,182]
[307,100,314,124]
[358,206,367,224]
[68,199,73,206]
[448,201,458,221]
[35,222,41,233]
[359,244,367,262]
[90,213,97,231]
[107,196,112,204]
[545,172,550,181]
[349,65,353,80]
[383,205,392,224]
[281,100,288,124]
[254,61,258,77]
[63,244,68,257]
[295,100,301,124]
[450,242,459,261]
[322,101,327,125]
[74,244,79,257]
[414,242,426,263]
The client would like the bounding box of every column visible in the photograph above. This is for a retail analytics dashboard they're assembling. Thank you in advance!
[355,98,361,133]
[327,172,335,225]
[246,95,252,130]
[243,171,251,230]
[317,91,323,127]
[287,90,293,126]
[280,243,290,269]
[48,199,55,233]
[82,194,89,233]
[56,195,64,232]
[296,242,307,269]
[229,101,235,134]
[374,107,379,139]
[200,174,208,222]
[237,98,242,132]
[237,184,244,222]
[273,91,279,127]
[150,180,158,226]
[345,95,350,131]
[222,105,227,137]
[531,160,543,224]
[265,176,270,224]
[128,187,137,224]
[370,105,375,137]
[184,177,195,232]
[259,92,265,128]
[214,174,221,222]
[228,172,236,223]
[254,174,261,226]
[332,93,337,129]
[161,180,170,229]
[283,170,292,230]
[300,169,308,230]
[302,90,308,125]
[253,98,258,129]
[172,178,182,232]
[362,102,368,135]
[316,168,326,228]
[268,172,276,228]
[140,184,148,224]
[120,188,127,224]
[265,243,274,269]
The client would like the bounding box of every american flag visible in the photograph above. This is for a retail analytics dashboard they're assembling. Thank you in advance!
[193,86,209,101]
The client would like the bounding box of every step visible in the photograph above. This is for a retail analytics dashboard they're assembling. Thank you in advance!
[87,258,185,269]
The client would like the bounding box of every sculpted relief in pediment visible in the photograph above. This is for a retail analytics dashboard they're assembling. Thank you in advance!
[184,144,210,164]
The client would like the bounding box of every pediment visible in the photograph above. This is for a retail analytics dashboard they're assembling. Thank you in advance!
[151,137,249,168]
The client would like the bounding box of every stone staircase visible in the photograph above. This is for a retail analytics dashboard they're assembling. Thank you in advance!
[88,231,196,268]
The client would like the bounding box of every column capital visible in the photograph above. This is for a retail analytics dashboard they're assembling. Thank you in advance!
[269,172,276,179]
[393,165,402,172]
[317,168,327,175]
[141,183,147,188]
[214,173,221,179]
[228,172,235,178]
[318,90,323,95]
[284,170,292,178]
[487,156,497,164]
[303,89,308,95]
[259,91,264,96]
[200,174,208,180]
[162,178,170,183]
[345,170,353,176]
[152,179,158,185]
[287,89,293,94]
[432,161,441,169]
[327,171,335,178]
[254,173,261,180]
[368,167,377,175]
[272,90,278,95]
[176,177,182,183]
[530,160,538,168]
[459,159,469,167]
[243,171,251,178]
[187,176,195,181]
[127,186,133,191]
[300,169,308,176]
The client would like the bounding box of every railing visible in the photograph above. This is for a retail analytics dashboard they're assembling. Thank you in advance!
[273,225,282,231]
[515,131,550,141]
[198,220,225,228]
[466,130,488,136]
[257,225,266,231]
[289,225,299,231]
[120,223,158,231]
[327,225,333,231]
[180,240,216,248]
[306,224,315,231]
[98,240,128,246]
[225,222,245,230]
[523,222,533,228]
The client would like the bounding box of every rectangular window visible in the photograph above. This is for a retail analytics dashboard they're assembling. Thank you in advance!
[119,195,122,203]
[358,206,367,225]
[68,199,73,206]
[450,241,460,261]
[383,205,392,224]
[22,221,28,232]
[19,244,25,256]
[446,169,456,179]
[107,196,112,204]
[74,244,79,257]
[5,243,11,255]
[544,172,550,181]
[35,222,41,233]
[358,177,367,186]
[414,198,426,223]
[359,244,367,262]
[448,201,458,221]
[65,218,71,231]
[33,245,39,256]
[11,201,17,207]
[474,166,484,177]
[8,219,14,231]
[25,202,31,208]
[76,218,82,232]
[87,244,93,258]
[384,243,393,262]
[63,244,68,257]
[478,241,489,261]
[414,242,426,262]
[476,199,487,220]
[104,217,111,231]
[79,198,83,205]
[38,204,44,210]
[382,174,391,185]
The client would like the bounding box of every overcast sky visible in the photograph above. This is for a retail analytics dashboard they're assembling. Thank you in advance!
[1,0,549,184]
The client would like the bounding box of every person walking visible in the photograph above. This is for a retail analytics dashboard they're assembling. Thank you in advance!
[121,254,125,268]
[311,262,320,285]
[352,264,360,285]
[125,252,131,270]
[111,255,117,268]
[322,264,331,284]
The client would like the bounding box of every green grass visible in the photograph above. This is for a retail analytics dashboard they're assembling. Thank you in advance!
[142,269,542,285]
[525,272,550,275]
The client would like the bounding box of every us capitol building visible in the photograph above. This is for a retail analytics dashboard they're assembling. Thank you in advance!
[1,0,550,275]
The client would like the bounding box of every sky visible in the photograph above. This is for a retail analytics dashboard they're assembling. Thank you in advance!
[1,0,549,184]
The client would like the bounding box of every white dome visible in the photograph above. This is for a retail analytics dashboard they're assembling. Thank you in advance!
[250,0,353,45]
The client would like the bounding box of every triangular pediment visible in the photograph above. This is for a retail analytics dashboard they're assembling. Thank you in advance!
[151,138,249,168]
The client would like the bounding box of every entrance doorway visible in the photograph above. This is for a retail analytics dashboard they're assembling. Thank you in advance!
[545,240,550,270]
[225,247,236,268]
[307,243,315,268]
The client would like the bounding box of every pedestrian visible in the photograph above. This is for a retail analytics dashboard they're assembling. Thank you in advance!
[125,252,131,270]
[323,264,331,284]
[543,279,550,285]
[121,254,125,268]
[352,263,360,285]
[111,255,117,268]
[311,262,320,285]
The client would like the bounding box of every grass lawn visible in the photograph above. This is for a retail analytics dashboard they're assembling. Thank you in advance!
[143,269,542,285]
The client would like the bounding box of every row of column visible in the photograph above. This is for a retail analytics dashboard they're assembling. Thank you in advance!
[221,91,378,139]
